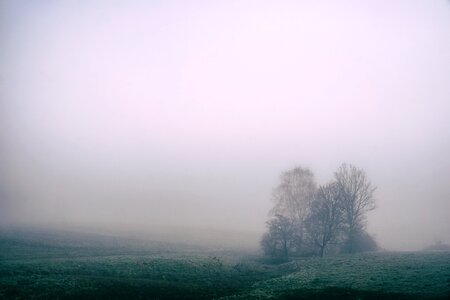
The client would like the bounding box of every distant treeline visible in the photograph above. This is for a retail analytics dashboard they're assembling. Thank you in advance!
[261,164,377,258]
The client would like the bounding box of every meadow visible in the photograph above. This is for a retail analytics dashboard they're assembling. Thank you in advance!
[0,228,449,299]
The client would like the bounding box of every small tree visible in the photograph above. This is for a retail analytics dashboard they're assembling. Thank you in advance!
[334,164,376,253]
[260,214,298,259]
[306,182,344,257]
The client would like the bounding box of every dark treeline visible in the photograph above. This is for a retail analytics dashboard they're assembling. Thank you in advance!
[261,164,377,259]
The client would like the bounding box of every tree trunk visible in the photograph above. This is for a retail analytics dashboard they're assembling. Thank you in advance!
[348,228,355,254]
[283,240,289,259]
[319,245,325,257]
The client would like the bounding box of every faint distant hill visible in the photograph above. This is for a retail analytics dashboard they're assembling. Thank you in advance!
[0,223,261,260]
[0,225,197,260]
[52,222,262,252]
[423,240,450,251]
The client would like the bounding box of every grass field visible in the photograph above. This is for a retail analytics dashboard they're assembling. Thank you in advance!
[0,228,449,299]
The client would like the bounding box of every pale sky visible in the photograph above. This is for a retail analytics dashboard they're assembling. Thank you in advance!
[1,0,449,250]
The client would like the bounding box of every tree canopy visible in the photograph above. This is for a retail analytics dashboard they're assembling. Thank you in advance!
[261,164,377,258]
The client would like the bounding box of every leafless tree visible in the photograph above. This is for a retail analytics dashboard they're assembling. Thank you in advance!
[334,164,376,253]
[306,182,344,257]
[270,167,316,250]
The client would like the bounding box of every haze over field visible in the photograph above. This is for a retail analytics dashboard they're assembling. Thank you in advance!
[1,0,449,251]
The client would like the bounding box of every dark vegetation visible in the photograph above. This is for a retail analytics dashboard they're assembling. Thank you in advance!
[1,227,450,299]
[261,164,378,259]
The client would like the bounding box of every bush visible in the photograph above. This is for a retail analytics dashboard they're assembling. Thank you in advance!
[341,230,378,253]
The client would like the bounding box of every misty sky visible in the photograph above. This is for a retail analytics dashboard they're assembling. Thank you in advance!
[1,0,449,250]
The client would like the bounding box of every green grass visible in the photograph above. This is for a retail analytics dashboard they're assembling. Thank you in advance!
[225,252,450,299]
[0,253,282,299]
[0,229,449,299]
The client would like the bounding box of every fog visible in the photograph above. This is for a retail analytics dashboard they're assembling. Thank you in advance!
[1,0,449,251]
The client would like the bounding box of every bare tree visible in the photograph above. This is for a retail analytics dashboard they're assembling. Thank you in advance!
[334,164,376,253]
[306,182,344,257]
[270,167,316,251]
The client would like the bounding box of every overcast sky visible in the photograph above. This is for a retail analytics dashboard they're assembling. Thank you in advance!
[1,0,449,250]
